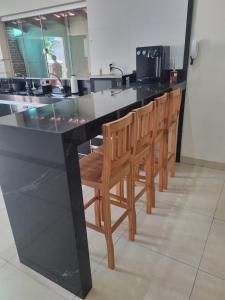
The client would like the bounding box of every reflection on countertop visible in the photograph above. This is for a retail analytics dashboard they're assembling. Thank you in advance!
[0,94,64,106]
[0,81,186,134]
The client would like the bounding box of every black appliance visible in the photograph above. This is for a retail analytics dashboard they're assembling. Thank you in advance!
[136,46,170,83]
[0,78,12,93]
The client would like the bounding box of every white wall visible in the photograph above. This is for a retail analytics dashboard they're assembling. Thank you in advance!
[87,0,188,74]
[0,0,80,17]
[0,0,188,76]
[182,0,225,164]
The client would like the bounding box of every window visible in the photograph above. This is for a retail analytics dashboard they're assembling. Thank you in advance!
[5,8,89,78]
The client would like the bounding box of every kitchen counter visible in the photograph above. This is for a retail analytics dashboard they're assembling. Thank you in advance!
[0,80,186,298]
[0,81,185,133]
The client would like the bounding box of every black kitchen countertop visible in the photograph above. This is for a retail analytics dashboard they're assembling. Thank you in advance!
[0,81,186,134]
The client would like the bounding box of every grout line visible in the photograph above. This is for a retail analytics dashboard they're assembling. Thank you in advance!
[213,217,225,224]
[198,269,225,281]
[178,162,225,173]
[0,258,8,271]
[122,230,198,270]
[146,183,225,219]
[148,199,217,219]
[188,177,225,299]
[0,255,7,262]
[0,247,17,263]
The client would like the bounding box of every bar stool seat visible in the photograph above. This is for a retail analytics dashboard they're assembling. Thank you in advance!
[80,152,103,187]
[80,151,131,188]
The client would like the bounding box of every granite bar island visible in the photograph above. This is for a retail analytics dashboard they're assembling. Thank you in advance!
[0,81,186,298]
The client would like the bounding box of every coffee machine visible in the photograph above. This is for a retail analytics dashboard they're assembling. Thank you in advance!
[136,46,170,83]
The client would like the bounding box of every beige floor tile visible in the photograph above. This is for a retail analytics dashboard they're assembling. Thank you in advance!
[76,237,196,300]
[0,263,68,300]
[215,185,225,221]
[0,186,6,212]
[166,171,224,194]
[200,220,225,279]
[153,164,223,218]
[191,271,225,300]
[173,167,219,191]
[0,257,6,269]
[176,164,225,180]
[134,206,212,267]
[0,210,15,256]
[0,243,18,262]
[156,181,221,217]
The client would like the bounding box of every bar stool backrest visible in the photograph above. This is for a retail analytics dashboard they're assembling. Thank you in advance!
[168,89,182,126]
[154,93,169,138]
[102,112,134,181]
[132,101,155,156]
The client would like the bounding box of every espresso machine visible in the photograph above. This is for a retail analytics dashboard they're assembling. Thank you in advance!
[136,46,170,83]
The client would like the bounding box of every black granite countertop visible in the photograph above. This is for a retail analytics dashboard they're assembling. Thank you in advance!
[0,81,186,134]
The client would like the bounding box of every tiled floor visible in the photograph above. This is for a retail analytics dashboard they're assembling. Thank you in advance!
[1,163,225,300]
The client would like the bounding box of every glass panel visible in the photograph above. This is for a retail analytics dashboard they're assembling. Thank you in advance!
[66,8,89,76]
[5,20,28,76]
[20,16,48,78]
[41,13,71,78]
[4,7,89,79]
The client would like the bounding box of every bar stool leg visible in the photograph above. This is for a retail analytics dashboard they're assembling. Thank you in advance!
[127,173,135,241]
[145,155,152,214]
[170,125,177,177]
[146,147,155,212]
[102,189,115,269]
[131,163,137,235]
[159,137,164,192]
[94,189,101,227]
[163,130,169,189]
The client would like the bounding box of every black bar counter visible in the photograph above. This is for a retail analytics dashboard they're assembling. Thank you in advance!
[0,81,186,298]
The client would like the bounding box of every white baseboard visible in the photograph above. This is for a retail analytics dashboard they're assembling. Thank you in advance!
[181,156,225,171]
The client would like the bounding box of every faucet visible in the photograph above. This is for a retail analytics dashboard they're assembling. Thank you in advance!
[49,73,65,94]
[15,73,26,80]
[14,73,33,95]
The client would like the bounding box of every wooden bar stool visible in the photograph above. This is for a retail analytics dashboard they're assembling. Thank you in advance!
[134,93,169,210]
[114,96,168,217]
[108,102,156,236]
[163,89,182,189]
[93,102,156,226]
[79,112,135,269]
[132,101,155,215]
[153,93,169,197]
